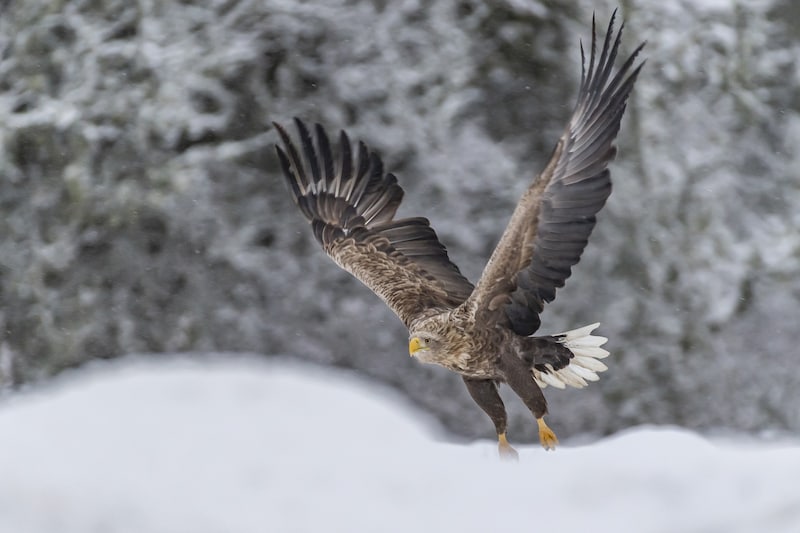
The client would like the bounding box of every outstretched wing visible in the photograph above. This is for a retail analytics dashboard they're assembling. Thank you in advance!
[275,119,474,328]
[467,11,645,335]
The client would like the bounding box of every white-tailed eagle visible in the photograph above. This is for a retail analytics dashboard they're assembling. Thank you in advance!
[274,12,644,458]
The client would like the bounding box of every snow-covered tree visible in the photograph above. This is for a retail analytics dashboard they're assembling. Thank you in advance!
[1,0,798,439]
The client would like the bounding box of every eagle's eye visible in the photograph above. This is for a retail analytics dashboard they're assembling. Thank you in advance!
[423,337,431,344]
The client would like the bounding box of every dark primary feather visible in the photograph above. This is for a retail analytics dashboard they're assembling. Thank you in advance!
[469,11,645,336]
[274,119,474,326]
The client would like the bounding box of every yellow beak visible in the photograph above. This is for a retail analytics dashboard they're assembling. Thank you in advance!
[409,337,422,357]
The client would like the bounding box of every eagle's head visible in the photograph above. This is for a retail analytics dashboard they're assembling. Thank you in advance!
[408,313,455,365]
[408,331,445,364]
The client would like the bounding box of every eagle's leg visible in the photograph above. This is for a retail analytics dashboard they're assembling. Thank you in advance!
[501,353,559,450]
[462,377,518,460]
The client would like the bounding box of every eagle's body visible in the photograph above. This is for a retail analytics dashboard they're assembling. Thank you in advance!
[274,12,644,457]
[410,308,502,377]
[409,309,570,380]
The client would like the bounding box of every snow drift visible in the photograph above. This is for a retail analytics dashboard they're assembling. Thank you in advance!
[0,355,798,533]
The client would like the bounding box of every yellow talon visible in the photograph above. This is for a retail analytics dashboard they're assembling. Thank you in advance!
[537,417,559,451]
[498,432,519,461]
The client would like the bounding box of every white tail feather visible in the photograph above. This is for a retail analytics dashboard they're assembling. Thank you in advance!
[532,322,610,389]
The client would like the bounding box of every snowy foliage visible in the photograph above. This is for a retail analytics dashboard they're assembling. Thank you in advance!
[0,0,799,439]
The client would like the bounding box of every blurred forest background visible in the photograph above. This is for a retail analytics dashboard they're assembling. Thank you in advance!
[0,0,798,442]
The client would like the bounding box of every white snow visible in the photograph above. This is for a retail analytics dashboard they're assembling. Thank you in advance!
[0,355,799,533]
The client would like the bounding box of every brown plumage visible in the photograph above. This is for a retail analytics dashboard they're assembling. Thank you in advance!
[274,12,645,458]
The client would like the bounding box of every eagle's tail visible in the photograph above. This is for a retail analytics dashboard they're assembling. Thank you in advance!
[531,323,610,389]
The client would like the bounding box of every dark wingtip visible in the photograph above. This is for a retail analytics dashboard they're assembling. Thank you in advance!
[293,118,320,182]
[315,122,335,184]
[272,120,290,143]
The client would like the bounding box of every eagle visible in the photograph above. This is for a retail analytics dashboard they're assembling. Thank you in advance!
[273,13,644,458]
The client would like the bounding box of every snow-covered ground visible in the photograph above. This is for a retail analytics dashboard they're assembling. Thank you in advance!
[0,355,798,533]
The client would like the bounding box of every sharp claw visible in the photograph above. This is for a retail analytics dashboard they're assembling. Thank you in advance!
[498,432,519,461]
[537,417,559,450]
